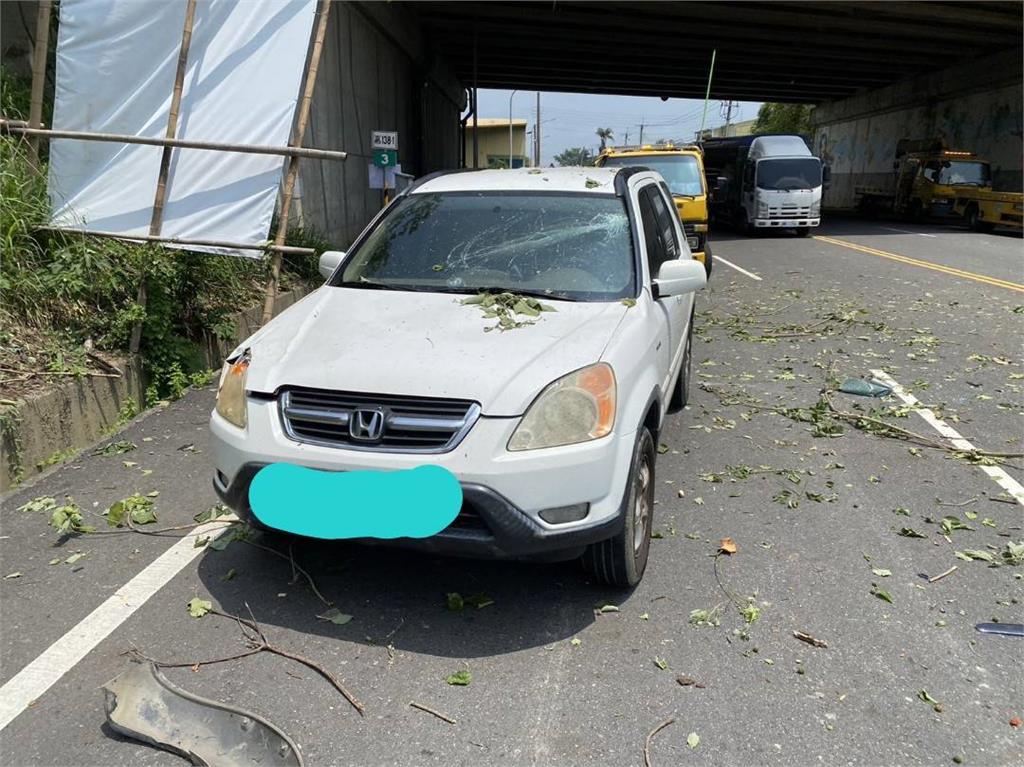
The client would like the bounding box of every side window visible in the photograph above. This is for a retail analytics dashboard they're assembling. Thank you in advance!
[653,184,683,260]
[637,187,665,280]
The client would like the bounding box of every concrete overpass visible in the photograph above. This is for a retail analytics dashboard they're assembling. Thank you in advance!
[3,1,1021,238]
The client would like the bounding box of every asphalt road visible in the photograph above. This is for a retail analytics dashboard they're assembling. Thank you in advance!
[1,217,1022,767]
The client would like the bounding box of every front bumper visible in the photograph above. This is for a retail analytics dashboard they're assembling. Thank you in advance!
[754,217,820,228]
[210,398,636,558]
[214,462,622,560]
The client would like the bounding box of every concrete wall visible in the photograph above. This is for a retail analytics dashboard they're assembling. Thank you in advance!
[812,47,1023,209]
[298,1,465,248]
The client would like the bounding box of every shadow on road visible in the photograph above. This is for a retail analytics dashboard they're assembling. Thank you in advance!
[196,531,625,659]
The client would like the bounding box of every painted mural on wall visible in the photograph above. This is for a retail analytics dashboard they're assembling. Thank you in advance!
[814,82,1023,208]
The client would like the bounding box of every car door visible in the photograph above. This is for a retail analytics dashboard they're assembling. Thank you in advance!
[645,184,691,387]
[633,180,672,393]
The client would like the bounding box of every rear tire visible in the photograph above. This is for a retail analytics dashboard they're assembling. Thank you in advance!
[582,426,655,588]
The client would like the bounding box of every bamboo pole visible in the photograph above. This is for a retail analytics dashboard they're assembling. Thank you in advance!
[40,226,316,255]
[698,49,717,140]
[128,0,197,354]
[260,0,333,326]
[27,0,53,165]
[0,122,347,161]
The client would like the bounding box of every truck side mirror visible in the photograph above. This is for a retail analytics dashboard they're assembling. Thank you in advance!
[716,176,729,192]
[822,165,831,183]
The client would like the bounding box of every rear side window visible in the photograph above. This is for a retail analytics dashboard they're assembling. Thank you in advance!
[637,188,665,279]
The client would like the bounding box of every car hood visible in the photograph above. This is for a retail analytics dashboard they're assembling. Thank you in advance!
[239,286,628,415]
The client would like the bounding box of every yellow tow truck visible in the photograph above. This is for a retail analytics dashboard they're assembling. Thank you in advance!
[856,139,1022,231]
[596,144,712,276]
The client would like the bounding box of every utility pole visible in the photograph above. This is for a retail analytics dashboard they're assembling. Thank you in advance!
[535,91,541,166]
[720,100,739,136]
[623,131,629,146]
[638,118,645,146]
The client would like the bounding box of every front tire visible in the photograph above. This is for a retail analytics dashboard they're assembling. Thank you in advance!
[582,426,655,587]
[795,227,811,237]
[967,204,994,233]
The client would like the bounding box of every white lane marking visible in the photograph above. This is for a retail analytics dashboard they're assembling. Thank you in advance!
[715,255,762,281]
[0,517,236,732]
[880,227,938,238]
[870,370,1024,507]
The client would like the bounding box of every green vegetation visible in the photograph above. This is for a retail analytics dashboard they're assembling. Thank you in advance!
[0,67,324,399]
[752,103,814,135]
[554,146,595,166]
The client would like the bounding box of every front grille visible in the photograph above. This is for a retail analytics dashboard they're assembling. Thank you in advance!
[682,222,697,237]
[768,205,811,218]
[280,388,480,453]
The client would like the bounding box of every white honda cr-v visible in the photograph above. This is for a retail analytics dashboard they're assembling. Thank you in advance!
[210,166,706,586]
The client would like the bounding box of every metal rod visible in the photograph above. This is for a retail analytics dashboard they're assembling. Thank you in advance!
[0,121,347,161]
[699,48,717,140]
[27,0,52,164]
[41,226,315,255]
[260,0,332,326]
[508,89,517,167]
[129,0,197,355]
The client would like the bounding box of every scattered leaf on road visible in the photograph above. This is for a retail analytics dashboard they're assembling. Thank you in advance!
[871,568,892,577]
[4,572,22,579]
[597,604,620,614]
[718,537,738,555]
[653,657,668,670]
[687,732,700,749]
[897,527,927,539]
[446,670,471,686]
[317,607,353,625]
[64,552,85,565]
[570,637,581,647]
[446,592,465,612]
[187,597,212,618]
[871,586,893,604]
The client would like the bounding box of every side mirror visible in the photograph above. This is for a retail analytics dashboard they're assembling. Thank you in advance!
[716,176,728,192]
[318,250,345,280]
[653,258,706,298]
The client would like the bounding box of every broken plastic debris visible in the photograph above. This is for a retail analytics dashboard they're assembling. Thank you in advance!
[103,663,303,765]
[974,622,1024,638]
[838,378,891,397]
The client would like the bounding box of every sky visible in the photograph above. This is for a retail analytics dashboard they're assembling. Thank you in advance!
[476,89,763,166]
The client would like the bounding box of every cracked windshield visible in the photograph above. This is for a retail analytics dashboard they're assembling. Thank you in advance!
[338,193,635,300]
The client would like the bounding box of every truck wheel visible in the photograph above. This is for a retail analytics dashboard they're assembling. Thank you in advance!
[907,200,925,223]
[967,205,994,233]
[702,244,713,277]
[796,227,811,237]
[582,426,655,587]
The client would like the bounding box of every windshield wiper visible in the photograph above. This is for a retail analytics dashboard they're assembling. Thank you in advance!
[443,286,580,302]
[673,193,698,200]
[337,279,422,291]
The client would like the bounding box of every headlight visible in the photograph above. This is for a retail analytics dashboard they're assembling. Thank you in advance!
[215,351,249,428]
[810,200,821,216]
[508,363,615,451]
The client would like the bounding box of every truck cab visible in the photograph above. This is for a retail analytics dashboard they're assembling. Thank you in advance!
[596,144,712,276]
[895,150,992,220]
[702,135,824,237]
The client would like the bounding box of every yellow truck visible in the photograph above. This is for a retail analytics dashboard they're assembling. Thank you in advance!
[596,144,712,276]
[856,139,1022,231]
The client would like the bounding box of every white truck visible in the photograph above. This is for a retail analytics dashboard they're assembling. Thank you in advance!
[702,134,826,236]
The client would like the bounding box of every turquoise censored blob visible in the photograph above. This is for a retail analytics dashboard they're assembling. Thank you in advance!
[248,463,462,540]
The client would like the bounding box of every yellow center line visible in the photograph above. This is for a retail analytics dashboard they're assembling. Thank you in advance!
[813,235,1024,294]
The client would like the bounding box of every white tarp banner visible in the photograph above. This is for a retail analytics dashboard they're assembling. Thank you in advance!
[48,0,316,257]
